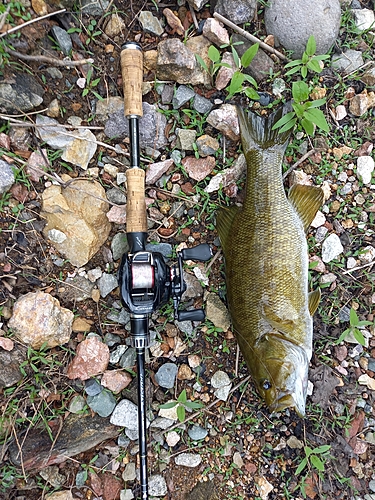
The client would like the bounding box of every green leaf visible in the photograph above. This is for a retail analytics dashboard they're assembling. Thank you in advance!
[292,81,309,102]
[304,108,329,132]
[244,87,260,100]
[159,401,178,409]
[285,59,303,68]
[242,73,258,87]
[195,54,208,72]
[177,405,185,422]
[301,66,308,78]
[357,320,373,326]
[301,52,309,64]
[313,445,331,454]
[350,307,359,326]
[278,118,297,133]
[241,43,259,68]
[285,66,302,77]
[82,88,89,97]
[304,446,313,458]
[227,71,245,96]
[353,328,366,346]
[308,98,327,108]
[272,111,296,130]
[310,455,325,471]
[306,35,316,57]
[208,45,220,63]
[336,328,350,344]
[292,102,306,118]
[231,46,240,69]
[307,59,322,73]
[92,91,103,101]
[295,457,308,475]
[177,389,187,404]
[184,401,204,409]
[301,117,315,136]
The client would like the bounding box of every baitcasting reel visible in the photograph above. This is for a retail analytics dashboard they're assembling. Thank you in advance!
[119,242,213,348]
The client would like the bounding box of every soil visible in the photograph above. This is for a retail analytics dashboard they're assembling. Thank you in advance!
[0,1,375,500]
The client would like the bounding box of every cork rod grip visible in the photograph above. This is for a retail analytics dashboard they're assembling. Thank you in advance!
[126,168,147,233]
[121,43,143,118]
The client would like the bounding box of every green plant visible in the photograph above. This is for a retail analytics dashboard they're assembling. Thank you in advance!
[82,68,102,99]
[336,307,373,346]
[284,35,330,78]
[225,44,260,100]
[273,81,329,136]
[295,443,331,495]
[159,389,204,422]
[195,45,231,81]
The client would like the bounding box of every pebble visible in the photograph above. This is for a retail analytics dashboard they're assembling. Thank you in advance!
[87,268,103,283]
[358,245,375,264]
[334,105,347,121]
[145,158,174,185]
[215,52,236,90]
[286,436,304,449]
[188,425,208,441]
[192,94,213,114]
[205,293,231,331]
[351,8,375,31]
[81,0,110,15]
[310,210,326,228]
[111,399,149,430]
[174,452,202,467]
[111,234,129,261]
[138,11,164,36]
[85,378,103,396]
[145,243,172,259]
[211,370,232,401]
[98,273,118,298]
[165,430,180,447]
[357,156,374,185]
[119,348,136,369]
[346,257,357,269]
[155,363,178,389]
[173,85,196,109]
[106,187,127,205]
[206,104,239,141]
[349,93,371,116]
[87,389,116,417]
[66,337,110,380]
[68,395,86,413]
[0,159,16,194]
[51,26,72,56]
[110,345,128,364]
[315,226,328,243]
[320,272,337,284]
[202,17,229,46]
[176,129,197,151]
[321,233,344,263]
[122,462,136,482]
[101,370,132,393]
[182,155,216,182]
[149,475,167,497]
[331,49,364,75]
[120,489,134,500]
[214,0,257,24]
[158,402,179,421]
[196,134,220,157]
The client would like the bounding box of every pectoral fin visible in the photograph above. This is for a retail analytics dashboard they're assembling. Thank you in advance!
[216,206,240,256]
[288,184,324,232]
[308,288,321,316]
[262,304,296,335]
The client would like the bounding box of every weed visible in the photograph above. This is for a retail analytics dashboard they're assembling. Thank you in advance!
[284,35,329,79]
[273,80,329,136]
[82,68,102,100]
[159,389,204,422]
[195,45,231,82]
[336,307,373,346]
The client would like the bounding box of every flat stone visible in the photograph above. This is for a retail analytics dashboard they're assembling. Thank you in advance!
[182,155,216,182]
[101,370,132,394]
[8,291,73,349]
[104,13,126,37]
[192,94,213,114]
[51,26,72,56]
[214,0,257,24]
[188,425,208,441]
[85,378,103,396]
[111,233,129,261]
[165,430,180,447]
[172,85,195,109]
[174,453,202,467]
[202,17,229,46]
[72,317,93,333]
[106,187,127,205]
[68,395,86,414]
[331,49,364,75]
[358,245,375,264]
[110,399,150,430]
[98,273,118,298]
[232,34,274,83]
[0,159,15,194]
[146,159,174,185]
[66,337,110,380]
[149,474,167,497]
[87,390,117,417]
[176,129,197,151]
[211,370,232,401]
[8,412,120,471]
[0,73,44,113]
[139,11,164,36]
[81,0,110,15]
[205,293,231,331]
[120,489,134,500]
[122,462,136,482]
[155,363,178,388]
[41,181,111,268]
[119,348,137,369]
[196,134,220,157]
[351,8,375,31]
[156,38,196,85]
[357,156,374,184]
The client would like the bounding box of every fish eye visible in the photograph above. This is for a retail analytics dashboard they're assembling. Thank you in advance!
[263,380,272,390]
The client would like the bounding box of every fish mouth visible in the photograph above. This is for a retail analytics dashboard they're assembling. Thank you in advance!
[269,393,306,417]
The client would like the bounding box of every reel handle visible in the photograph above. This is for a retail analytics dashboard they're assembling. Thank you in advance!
[121,41,143,118]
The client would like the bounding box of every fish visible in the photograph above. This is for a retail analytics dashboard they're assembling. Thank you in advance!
[216,103,324,417]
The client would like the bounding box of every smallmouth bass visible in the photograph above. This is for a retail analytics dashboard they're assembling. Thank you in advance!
[216,104,323,416]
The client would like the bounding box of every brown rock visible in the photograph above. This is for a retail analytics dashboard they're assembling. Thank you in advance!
[177,364,194,380]
[146,158,174,185]
[8,291,73,349]
[101,370,132,393]
[163,8,184,36]
[182,155,216,182]
[66,337,109,380]
[72,317,93,332]
[41,180,111,267]
[102,473,122,500]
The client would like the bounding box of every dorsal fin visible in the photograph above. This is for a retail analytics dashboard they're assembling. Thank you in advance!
[288,184,324,232]
[216,206,240,257]
[308,288,321,316]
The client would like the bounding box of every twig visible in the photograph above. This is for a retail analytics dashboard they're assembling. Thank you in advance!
[342,261,375,275]
[282,148,316,180]
[342,60,373,80]
[213,12,288,61]
[0,8,66,38]
[0,4,11,32]
[188,3,199,31]
[0,114,103,129]
[3,48,94,67]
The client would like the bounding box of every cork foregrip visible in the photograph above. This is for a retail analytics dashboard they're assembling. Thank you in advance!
[121,47,143,117]
[126,168,147,233]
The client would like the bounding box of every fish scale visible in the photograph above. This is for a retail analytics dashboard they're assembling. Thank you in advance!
[216,104,324,416]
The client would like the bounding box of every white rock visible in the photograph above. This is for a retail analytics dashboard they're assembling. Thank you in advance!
[334,104,347,121]
[174,452,202,467]
[358,245,375,264]
[311,210,326,228]
[110,399,150,430]
[120,490,134,500]
[149,475,168,497]
[165,430,181,447]
[346,256,357,269]
[203,17,229,47]
[357,156,374,185]
[48,228,67,243]
[158,401,178,421]
[321,234,344,263]
[351,8,375,32]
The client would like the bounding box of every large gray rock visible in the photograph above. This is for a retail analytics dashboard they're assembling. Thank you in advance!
[0,73,44,113]
[265,0,341,58]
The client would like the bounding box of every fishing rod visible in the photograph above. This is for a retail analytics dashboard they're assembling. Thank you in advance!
[119,41,213,499]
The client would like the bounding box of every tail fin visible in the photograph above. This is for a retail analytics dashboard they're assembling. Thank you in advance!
[237,102,292,155]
